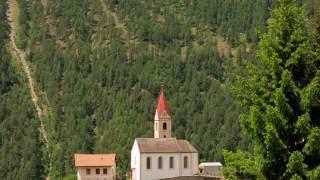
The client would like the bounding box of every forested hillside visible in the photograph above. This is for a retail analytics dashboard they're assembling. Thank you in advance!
[0,0,44,178]
[0,0,317,179]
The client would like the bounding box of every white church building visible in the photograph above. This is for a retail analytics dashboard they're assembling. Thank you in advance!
[131,90,199,180]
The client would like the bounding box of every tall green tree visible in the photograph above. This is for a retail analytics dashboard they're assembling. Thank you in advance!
[9,0,315,178]
[223,150,263,180]
[234,0,320,179]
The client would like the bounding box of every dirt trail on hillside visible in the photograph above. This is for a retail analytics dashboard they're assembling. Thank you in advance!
[40,0,66,48]
[99,0,128,38]
[99,0,162,59]
[41,0,55,37]
[7,0,49,148]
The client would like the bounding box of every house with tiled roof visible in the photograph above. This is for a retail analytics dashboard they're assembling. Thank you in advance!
[74,154,116,180]
[131,90,199,180]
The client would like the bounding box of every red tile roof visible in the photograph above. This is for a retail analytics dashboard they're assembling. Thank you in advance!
[136,138,198,153]
[74,154,116,167]
[157,89,171,115]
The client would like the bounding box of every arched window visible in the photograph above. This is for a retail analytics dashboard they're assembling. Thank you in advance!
[183,156,188,168]
[158,156,163,169]
[169,156,174,169]
[163,122,167,130]
[146,157,151,169]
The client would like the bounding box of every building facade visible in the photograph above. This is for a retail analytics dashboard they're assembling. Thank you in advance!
[131,90,199,180]
[74,154,116,180]
[131,138,199,180]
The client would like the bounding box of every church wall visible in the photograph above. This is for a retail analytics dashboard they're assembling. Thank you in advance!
[180,153,198,176]
[131,140,141,180]
[140,152,198,180]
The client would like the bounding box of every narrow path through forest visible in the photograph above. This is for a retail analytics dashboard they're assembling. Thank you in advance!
[7,0,50,161]
[41,0,55,37]
[40,0,66,48]
[99,0,128,38]
[99,0,160,54]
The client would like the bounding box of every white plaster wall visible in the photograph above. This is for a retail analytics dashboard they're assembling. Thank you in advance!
[192,153,199,175]
[181,153,198,176]
[131,140,141,180]
[76,166,114,180]
[140,152,198,180]
[77,170,81,180]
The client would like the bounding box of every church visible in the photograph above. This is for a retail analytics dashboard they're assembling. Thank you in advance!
[131,90,199,180]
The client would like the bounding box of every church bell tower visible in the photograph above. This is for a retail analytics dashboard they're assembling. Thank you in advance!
[154,89,172,138]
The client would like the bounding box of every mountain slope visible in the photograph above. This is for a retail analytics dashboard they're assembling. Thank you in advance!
[0,0,44,179]
[0,0,317,178]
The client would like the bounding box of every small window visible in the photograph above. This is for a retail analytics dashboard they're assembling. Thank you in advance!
[184,156,188,168]
[103,168,108,174]
[163,122,167,130]
[86,168,91,175]
[96,168,100,174]
[169,157,174,169]
[147,157,151,169]
[158,156,163,169]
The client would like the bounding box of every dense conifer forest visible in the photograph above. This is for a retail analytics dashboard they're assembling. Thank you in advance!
[0,0,318,179]
[0,0,43,178]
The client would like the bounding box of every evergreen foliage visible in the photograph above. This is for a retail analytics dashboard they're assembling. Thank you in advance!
[228,0,320,179]
[0,0,317,179]
[223,150,263,180]
[24,0,260,177]
[0,1,44,179]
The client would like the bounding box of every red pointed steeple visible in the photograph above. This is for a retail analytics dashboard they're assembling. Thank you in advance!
[154,89,172,138]
[156,89,171,116]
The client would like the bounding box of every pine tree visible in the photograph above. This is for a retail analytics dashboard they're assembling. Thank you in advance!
[235,0,320,179]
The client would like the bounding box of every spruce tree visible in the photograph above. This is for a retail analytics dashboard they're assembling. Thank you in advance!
[235,0,320,179]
